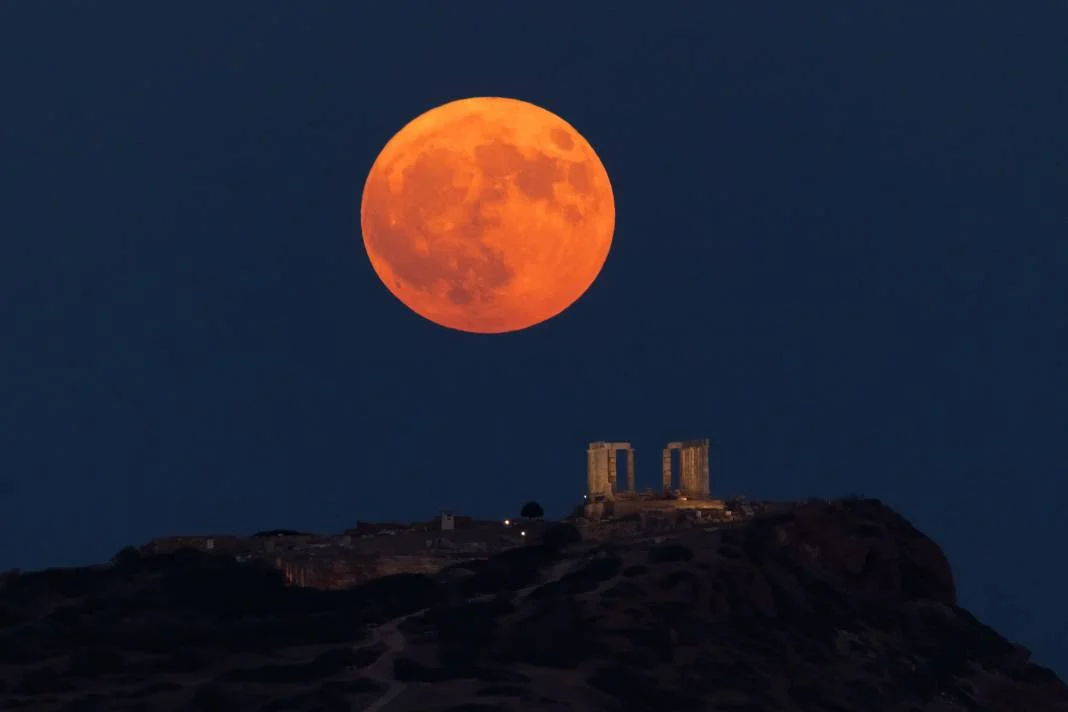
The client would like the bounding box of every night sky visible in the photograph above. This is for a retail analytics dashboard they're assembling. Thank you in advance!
[2,4,1065,674]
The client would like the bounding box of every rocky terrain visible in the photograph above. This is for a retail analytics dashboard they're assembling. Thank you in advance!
[1,498,1065,711]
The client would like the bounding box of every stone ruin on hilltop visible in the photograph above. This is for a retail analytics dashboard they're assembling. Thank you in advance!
[138,437,768,588]
[582,438,730,521]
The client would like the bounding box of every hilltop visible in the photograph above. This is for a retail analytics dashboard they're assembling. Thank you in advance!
[0,498,1065,711]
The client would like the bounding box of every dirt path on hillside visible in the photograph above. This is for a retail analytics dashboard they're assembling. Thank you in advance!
[357,608,428,712]
[356,548,634,711]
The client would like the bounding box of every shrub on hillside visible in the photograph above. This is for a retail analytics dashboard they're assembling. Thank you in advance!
[601,580,643,599]
[190,682,247,712]
[159,555,288,617]
[417,598,516,647]
[66,646,126,675]
[471,544,558,595]
[541,523,581,550]
[354,573,443,619]
[0,566,111,604]
[394,655,449,682]
[220,645,365,684]
[111,545,144,571]
[503,598,597,668]
[0,623,62,665]
[587,665,702,712]
[529,554,621,599]
[648,543,694,564]
[0,599,23,628]
[140,647,214,674]
[13,666,75,695]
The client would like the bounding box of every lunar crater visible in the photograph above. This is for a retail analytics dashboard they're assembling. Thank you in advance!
[550,127,575,150]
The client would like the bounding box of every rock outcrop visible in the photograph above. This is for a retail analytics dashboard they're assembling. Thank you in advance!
[0,499,1064,711]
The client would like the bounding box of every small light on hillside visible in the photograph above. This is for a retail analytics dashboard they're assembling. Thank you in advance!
[521,531,526,537]
[504,519,511,526]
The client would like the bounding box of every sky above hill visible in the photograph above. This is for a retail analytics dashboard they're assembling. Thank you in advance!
[1,3,1065,675]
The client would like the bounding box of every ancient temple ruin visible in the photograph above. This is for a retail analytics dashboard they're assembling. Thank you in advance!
[586,441,635,501]
[584,438,719,519]
[662,439,711,498]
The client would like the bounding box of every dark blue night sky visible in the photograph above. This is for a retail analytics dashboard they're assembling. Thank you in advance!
[1,4,1065,674]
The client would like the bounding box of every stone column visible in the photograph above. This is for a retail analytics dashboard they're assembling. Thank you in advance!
[587,443,612,500]
[674,440,711,497]
[680,439,710,497]
[662,448,672,491]
[607,448,618,494]
[689,446,702,495]
[626,448,636,493]
[699,440,711,496]
[586,446,599,497]
[679,447,691,495]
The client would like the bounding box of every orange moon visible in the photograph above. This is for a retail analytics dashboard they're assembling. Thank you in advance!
[360,97,615,333]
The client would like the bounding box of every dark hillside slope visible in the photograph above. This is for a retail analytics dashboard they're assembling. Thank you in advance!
[0,499,1064,711]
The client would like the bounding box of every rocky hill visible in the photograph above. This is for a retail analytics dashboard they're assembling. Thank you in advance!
[0,498,1064,711]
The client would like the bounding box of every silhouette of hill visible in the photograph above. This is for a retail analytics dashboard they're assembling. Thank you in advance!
[0,499,1064,711]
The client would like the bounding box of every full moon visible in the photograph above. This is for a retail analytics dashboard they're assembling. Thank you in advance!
[360,97,615,333]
